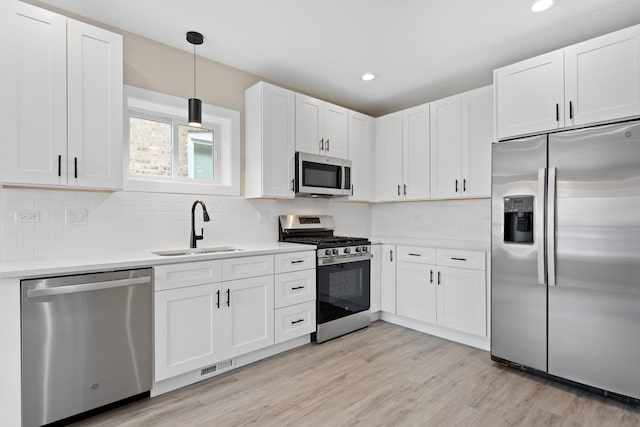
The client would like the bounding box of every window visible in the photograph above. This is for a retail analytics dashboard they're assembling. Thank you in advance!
[124,86,240,195]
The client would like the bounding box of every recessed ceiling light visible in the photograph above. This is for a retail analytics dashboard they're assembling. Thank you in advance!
[531,0,555,12]
[361,73,376,81]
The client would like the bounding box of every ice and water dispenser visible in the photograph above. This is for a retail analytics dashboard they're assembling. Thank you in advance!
[503,196,534,244]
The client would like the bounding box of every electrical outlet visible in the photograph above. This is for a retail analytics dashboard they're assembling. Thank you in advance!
[16,211,39,223]
[66,209,88,226]
[257,211,266,224]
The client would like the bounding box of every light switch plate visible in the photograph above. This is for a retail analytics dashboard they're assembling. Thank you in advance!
[66,209,88,226]
[16,211,39,223]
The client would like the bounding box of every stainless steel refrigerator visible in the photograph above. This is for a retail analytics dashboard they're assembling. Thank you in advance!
[491,119,640,401]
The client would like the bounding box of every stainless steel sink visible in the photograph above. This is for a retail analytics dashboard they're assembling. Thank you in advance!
[152,246,243,256]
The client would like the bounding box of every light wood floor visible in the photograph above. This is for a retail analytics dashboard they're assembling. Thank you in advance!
[73,321,640,427]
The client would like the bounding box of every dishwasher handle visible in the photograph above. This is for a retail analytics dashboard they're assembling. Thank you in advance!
[27,276,151,298]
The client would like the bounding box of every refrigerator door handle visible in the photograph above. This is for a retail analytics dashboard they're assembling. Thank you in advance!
[537,168,547,285]
[547,167,557,286]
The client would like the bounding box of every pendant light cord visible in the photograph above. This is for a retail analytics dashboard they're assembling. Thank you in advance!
[193,44,197,98]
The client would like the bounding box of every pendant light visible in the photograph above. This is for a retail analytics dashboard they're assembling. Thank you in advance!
[186,31,204,127]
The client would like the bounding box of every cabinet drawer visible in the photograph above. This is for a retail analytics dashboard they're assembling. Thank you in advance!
[154,261,222,291]
[222,255,274,281]
[274,301,316,344]
[274,251,315,274]
[397,246,436,264]
[437,249,486,270]
[275,270,316,308]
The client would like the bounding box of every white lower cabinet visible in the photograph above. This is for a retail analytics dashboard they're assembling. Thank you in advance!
[154,282,223,382]
[380,244,397,314]
[154,252,316,384]
[222,275,274,358]
[369,244,382,313]
[392,246,487,338]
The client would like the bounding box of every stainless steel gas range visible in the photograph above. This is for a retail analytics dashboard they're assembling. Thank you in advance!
[279,215,372,343]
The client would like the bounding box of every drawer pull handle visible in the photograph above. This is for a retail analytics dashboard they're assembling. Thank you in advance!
[216,290,220,308]
[291,260,305,264]
[291,286,305,290]
[451,257,467,261]
[291,319,305,325]
[408,253,421,257]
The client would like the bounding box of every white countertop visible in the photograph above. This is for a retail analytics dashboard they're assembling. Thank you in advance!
[0,242,314,279]
[369,236,490,252]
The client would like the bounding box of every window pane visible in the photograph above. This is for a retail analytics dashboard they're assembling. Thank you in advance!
[129,116,172,177]
[178,125,214,181]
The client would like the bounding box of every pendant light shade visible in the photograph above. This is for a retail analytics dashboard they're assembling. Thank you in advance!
[186,31,204,127]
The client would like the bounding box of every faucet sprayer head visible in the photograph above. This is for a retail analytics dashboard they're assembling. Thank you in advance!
[202,205,211,222]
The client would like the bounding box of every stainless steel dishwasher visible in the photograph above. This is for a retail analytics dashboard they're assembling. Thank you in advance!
[21,268,153,427]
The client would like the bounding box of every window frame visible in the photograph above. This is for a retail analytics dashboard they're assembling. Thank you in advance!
[124,85,240,195]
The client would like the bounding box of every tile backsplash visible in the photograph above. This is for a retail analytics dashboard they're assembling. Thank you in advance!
[0,188,371,262]
[0,188,490,262]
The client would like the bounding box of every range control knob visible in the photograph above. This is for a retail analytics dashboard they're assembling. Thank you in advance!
[344,247,351,254]
[325,249,332,256]
[332,248,339,255]
[355,247,362,252]
[362,246,369,253]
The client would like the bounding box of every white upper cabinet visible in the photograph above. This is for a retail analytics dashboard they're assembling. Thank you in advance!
[430,86,493,199]
[564,25,640,127]
[67,19,123,189]
[245,82,295,199]
[0,2,123,189]
[348,110,374,201]
[375,111,404,201]
[495,50,564,139]
[375,105,430,202]
[295,94,348,159]
[430,95,462,199]
[461,86,493,198]
[496,24,640,139]
[402,104,431,200]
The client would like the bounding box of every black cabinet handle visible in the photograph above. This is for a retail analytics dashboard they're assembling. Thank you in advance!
[430,270,433,284]
[319,138,324,150]
[216,290,220,308]
[463,179,467,192]
[455,179,459,193]
[326,139,330,151]
[291,286,305,290]
[291,319,305,325]
[291,260,304,264]
[291,179,295,192]
[57,155,62,177]
[569,101,574,119]
[556,103,559,122]
[74,157,78,179]
[437,271,441,285]
[451,257,467,261]
[226,288,230,307]
[403,184,407,195]
[390,250,394,262]
[351,184,354,196]
[408,253,421,257]
[397,184,401,196]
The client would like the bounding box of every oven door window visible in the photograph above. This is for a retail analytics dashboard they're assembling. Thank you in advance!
[317,259,370,324]
[302,161,342,189]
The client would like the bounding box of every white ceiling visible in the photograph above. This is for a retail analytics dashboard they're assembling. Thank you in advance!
[38,0,640,116]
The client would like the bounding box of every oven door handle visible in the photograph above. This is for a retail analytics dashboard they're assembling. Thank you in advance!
[317,254,373,266]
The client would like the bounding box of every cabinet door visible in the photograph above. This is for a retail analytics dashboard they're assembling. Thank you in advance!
[375,112,403,201]
[565,25,640,127]
[323,102,349,159]
[245,82,295,199]
[397,262,437,324]
[348,111,374,201]
[369,244,382,313]
[495,50,564,139]
[0,3,67,186]
[222,275,274,359]
[295,94,323,155]
[436,267,486,337]
[380,244,397,313]
[403,103,430,200]
[430,95,462,199]
[154,283,223,381]
[461,85,493,198]
[67,19,123,189]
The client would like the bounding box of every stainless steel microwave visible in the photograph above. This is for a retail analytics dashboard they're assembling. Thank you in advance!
[295,152,351,197]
